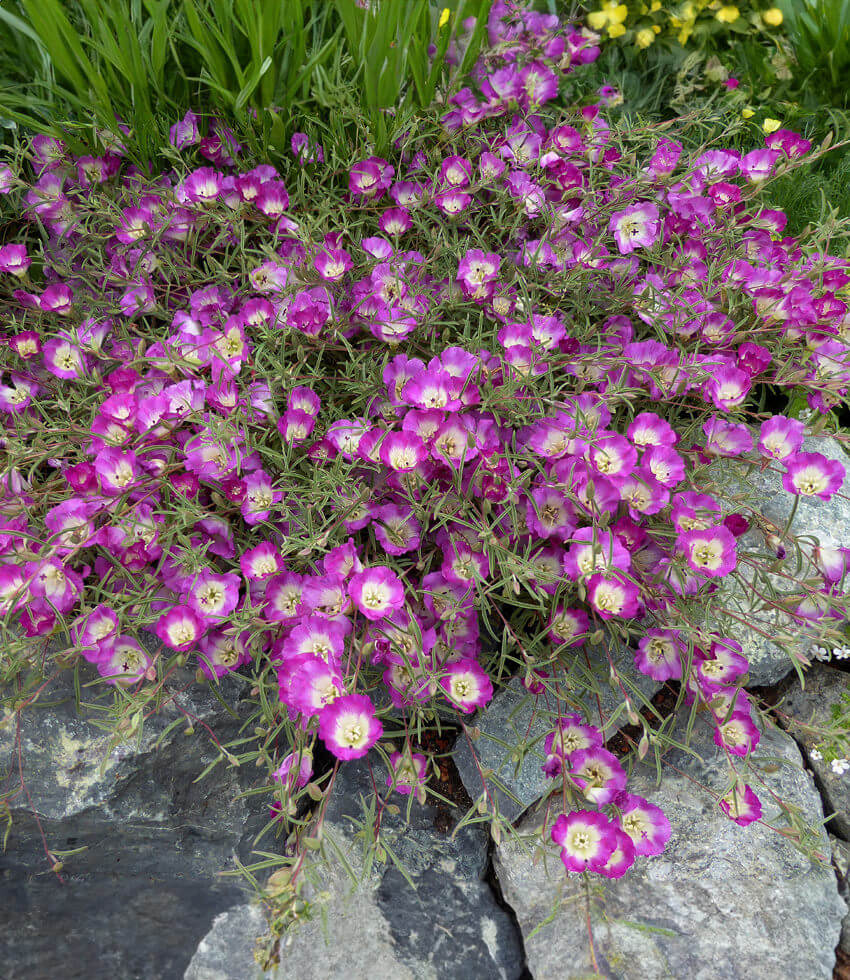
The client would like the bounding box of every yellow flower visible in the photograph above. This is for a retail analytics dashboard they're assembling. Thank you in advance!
[741,108,755,118]
[588,1,628,30]
[609,21,627,37]
[763,7,783,26]
[763,117,782,133]
[650,0,661,9]
[636,26,655,47]
[652,24,661,33]
[716,5,740,22]
[439,7,450,28]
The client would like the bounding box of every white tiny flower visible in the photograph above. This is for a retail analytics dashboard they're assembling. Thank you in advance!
[810,749,823,761]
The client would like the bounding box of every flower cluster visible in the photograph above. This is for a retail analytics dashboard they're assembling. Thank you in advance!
[0,0,847,891]
[585,1,785,49]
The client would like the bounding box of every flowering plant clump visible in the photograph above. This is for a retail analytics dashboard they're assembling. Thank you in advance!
[0,0,848,925]
[583,0,785,49]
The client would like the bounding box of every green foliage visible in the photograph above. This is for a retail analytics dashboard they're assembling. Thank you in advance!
[778,0,850,107]
[0,0,494,161]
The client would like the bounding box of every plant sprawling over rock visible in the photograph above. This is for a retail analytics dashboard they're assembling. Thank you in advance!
[0,0,848,909]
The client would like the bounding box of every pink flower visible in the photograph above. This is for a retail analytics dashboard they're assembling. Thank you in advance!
[569,747,627,804]
[713,711,760,756]
[273,749,314,789]
[635,629,684,681]
[198,631,251,678]
[98,636,152,686]
[551,810,616,873]
[609,203,660,254]
[169,110,201,149]
[618,795,672,855]
[547,607,589,646]
[543,715,603,774]
[314,247,352,282]
[379,431,428,471]
[440,659,493,713]
[155,605,205,651]
[94,448,138,495]
[264,572,307,622]
[782,452,845,501]
[349,567,405,620]
[678,526,737,578]
[386,750,428,795]
[286,656,344,715]
[318,693,383,760]
[349,157,394,199]
[719,783,763,826]
[0,244,31,278]
[71,604,119,662]
[43,337,87,380]
[187,570,240,624]
[599,827,636,879]
[586,572,640,620]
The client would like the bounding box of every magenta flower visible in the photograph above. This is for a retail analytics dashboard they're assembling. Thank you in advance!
[155,605,205,651]
[279,614,349,664]
[43,337,87,380]
[569,747,627,804]
[169,110,200,149]
[543,715,603,771]
[678,526,737,578]
[713,711,760,756]
[586,572,640,620]
[318,693,383,760]
[440,659,493,713]
[551,810,617,873]
[71,604,119,662]
[187,570,240,625]
[286,656,344,715]
[273,749,314,789]
[379,207,412,236]
[379,430,428,472]
[0,244,31,278]
[198,631,251,679]
[634,630,683,681]
[719,783,763,826]
[705,366,752,411]
[547,606,589,646]
[264,572,307,622]
[349,566,405,621]
[314,247,352,282]
[609,203,660,254]
[348,157,394,199]
[291,132,324,164]
[386,750,428,795]
[371,504,421,556]
[94,448,138,495]
[599,827,636,879]
[782,452,845,501]
[240,542,282,581]
[98,636,152,686]
[181,167,223,204]
[618,795,672,855]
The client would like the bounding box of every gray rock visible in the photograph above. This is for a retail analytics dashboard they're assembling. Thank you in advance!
[278,758,524,980]
[185,754,526,980]
[829,836,850,955]
[452,636,659,821]
[495,718,845,980]
[184,904,276,980]
[706,436,850,686]
[0,666,256,980]
[781,662,850,838]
